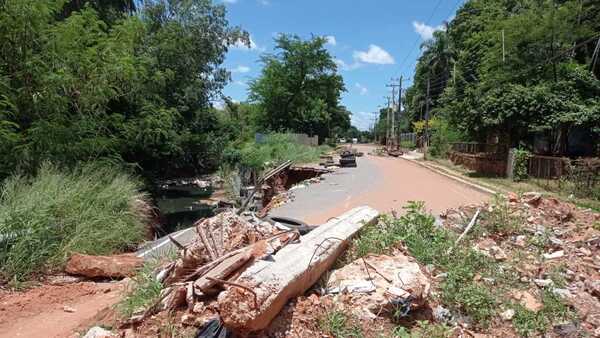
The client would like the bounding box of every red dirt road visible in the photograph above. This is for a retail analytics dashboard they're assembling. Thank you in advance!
[0,281,124,338]
[276,145,491,225]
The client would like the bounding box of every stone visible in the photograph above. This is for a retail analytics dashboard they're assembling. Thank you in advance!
[62,305,76,313]
[534,279,554,287]
[522,192,542,206]
[500,309,515,321]
[65,253,143,278]
[543,250,565,260]
[474,238,508,261]
[579,247,592,256]
[433,305,453,323]
[82,326,116,338]
[512,290,543,312]
[192,302,206,314]
[515,235,527,247]
[586,280,600,299]
[507,192,519,203]
[552,322,578,337]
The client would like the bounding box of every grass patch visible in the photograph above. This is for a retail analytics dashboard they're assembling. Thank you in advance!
[0,162,149,282]
[393,321,453,338]
[235,133,330,170]
[348,202,499,327]
[479,194,523,236]
[512,290,574,337]
[118,258,164,318]
[319,310,364,338]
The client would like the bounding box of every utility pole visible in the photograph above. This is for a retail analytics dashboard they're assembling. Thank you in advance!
[424,76,431,158]
[384,96,391,148]
[386,78,402,149]
[398,76,403,147]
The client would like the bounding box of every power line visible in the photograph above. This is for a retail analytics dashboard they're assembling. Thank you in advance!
[397,0,447,75]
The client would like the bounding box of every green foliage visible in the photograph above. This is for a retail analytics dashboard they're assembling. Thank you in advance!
[403,0,600,152]
[319,310,364,338]
[480,194,523,235]
[349,202,498,327]
[0,0,246,180]
[249,34,349,141]
[393,321,453,338]
[118,258,164,318]
[428,118,464,158]
[0,163,149,281]
[512,290,574,337]
[234,133,329,171]
[513,149,531,181]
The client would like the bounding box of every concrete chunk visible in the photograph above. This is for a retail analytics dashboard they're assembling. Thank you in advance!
[218,206,379,333]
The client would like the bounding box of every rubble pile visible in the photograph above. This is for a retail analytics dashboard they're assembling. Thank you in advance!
[442,192,600,334]
[124,211,299,332]
[325,252,431,320]
[111,207,379,337]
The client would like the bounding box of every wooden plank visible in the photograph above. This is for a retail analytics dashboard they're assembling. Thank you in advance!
[217,206,379,333]
[193,250,253,295]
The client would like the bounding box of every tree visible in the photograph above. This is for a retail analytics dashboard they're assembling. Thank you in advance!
[0,0,247,179]
[249,34,348,142]
[404,0,600,155]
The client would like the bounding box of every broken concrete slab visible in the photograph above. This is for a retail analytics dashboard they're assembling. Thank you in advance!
[65,253,143,278]
[326,251,430,317]
[218,206,379,333]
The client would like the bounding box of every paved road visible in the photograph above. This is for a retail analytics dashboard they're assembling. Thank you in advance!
[270,144,490,225]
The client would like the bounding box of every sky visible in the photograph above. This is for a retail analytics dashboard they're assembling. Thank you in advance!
[220,0,464,130]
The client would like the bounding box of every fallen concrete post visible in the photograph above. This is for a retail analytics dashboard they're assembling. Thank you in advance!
[218,206,379,333]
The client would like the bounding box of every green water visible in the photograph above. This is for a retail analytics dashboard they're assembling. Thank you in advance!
[154,181,216,233]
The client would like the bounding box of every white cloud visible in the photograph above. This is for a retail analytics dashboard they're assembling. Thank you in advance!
[325,35,337,46]
[351,111,374,131]
[335,58,361,71]
[232,36,263,51]
[258,0,270,5]
[353,44,395,65]
[355,83,368,95]
[234,80,247,86]
[222,0,237,3]
[412,21,445,40]
[231,65,250,73]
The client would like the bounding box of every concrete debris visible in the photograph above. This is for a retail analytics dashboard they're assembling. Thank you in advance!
[218,206,379,333]
[500,309,515,321]
[433,305,453,323]
[326,251,431,317]
[533,278,554,287]
[522,192,542,206]
[327,279,376,294]
[512,290,543,312]
[62,305,76,313]
[543,250,565,260]
[441,191,600,334]
[82,326,116,338]
[65,253,143,279]
[474,238,508,261]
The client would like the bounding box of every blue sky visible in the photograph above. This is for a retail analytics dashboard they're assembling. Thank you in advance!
[220,0,464,130]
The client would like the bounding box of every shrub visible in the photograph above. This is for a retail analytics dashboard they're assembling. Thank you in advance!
[0,163,150,282]
[512,149,531,181]
[237,133,329,171]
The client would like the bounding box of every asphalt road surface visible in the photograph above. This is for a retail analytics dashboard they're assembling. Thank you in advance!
[270,144,490,225]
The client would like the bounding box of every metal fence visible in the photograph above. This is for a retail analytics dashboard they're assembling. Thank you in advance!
[528,155,567,179]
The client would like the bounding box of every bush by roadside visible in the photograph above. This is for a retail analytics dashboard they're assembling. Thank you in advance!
[0,163,151,282]
[224,133,330,171]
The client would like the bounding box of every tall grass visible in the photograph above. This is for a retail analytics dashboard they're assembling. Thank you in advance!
[238,133,329,170]
[0,163,150,282]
